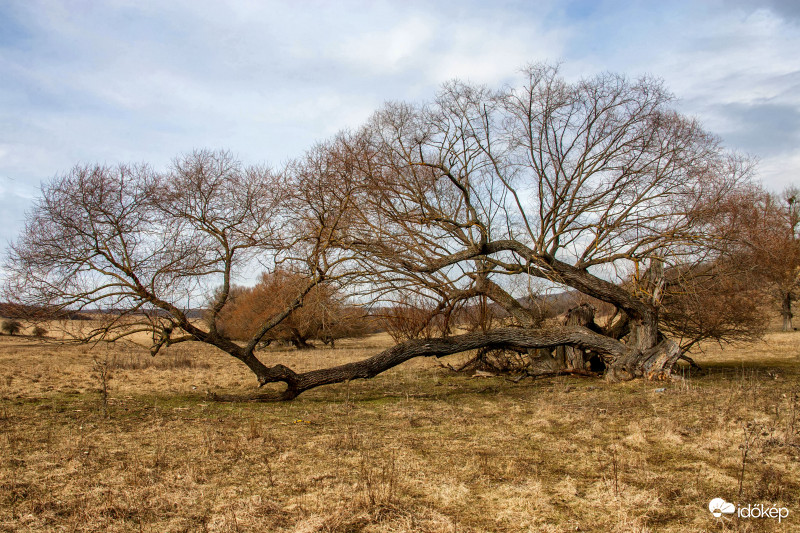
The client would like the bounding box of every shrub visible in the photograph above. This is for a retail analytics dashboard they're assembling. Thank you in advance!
[215,270,371,349]
[1,320,23,336]
[32,325,48,338]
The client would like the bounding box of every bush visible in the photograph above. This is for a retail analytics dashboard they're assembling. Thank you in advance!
[32,325,48,338]
[215,270,371,349]
[1,320,23,336]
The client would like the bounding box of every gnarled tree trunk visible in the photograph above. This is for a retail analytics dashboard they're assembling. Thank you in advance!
[529,303,604,375]
[604,337,681,382]
[562,304,600,371]
[250,325,678,399]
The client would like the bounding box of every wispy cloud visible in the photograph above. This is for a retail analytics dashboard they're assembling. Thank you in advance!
[1,0,799,253]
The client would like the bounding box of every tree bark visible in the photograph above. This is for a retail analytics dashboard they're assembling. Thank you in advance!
[562,304,599,370]
[605,337,681,382]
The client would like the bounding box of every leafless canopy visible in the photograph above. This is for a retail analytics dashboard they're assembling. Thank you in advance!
[328,65,755,344]
[4,64,766,398]
[5,149,353,381]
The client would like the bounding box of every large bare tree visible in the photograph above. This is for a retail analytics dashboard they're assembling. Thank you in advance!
[5,65,764,399]
[776,188,800,330]
[4,150,353,384]
[300,66,755,378]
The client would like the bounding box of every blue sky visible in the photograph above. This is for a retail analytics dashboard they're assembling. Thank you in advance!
[1,0,799,257]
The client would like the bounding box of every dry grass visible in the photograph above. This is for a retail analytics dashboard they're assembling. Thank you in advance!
[0,329,799,532]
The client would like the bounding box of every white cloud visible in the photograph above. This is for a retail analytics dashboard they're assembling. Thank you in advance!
[756,151,800,191]
[427,21,567,86]
[0,0,799,259]
[335,14,437,74]
[553,1,800,191]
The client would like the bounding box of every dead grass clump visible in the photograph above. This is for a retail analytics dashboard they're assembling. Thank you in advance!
[356,448,399,510]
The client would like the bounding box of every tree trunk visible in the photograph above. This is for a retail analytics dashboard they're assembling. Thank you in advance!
[254,326,635,399]
[600,306,681,381]
[562,304,598,370]
[781,291,793,332]
[605,337,681,382]
[526,304,603,375]
[628,314,659,350]
[245,305,681,399]
[291,336,316,350]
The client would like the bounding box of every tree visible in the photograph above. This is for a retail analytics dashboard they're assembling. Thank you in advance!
[700,187,800,331]
[304,64,757,384]
[377,293,454,343]
[1,319,22,336]
[762,188,800,331]
[4,65,763,399]
[4,149,354,387]
[779,188,800,330]
[658,259,768,352]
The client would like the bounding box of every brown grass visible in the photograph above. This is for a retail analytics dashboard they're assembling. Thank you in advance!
[0,329,799,532]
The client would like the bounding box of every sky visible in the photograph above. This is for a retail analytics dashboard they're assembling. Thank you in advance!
[1,0,799,259]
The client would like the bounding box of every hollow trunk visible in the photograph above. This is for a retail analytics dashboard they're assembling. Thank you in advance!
[604,305,679,381]
[525,304,601,375]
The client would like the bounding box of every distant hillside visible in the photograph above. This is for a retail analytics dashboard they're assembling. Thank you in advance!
[0,303,212,322]
[0,302,89,321]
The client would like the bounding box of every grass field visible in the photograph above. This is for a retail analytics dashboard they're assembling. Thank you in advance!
[0,328,798,532]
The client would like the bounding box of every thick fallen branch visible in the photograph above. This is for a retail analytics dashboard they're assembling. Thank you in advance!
[255,326,634,399]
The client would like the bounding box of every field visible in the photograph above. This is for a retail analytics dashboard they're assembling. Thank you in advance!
[0,327,799,532]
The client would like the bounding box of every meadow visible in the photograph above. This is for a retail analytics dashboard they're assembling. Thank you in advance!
[0,326,798,532]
